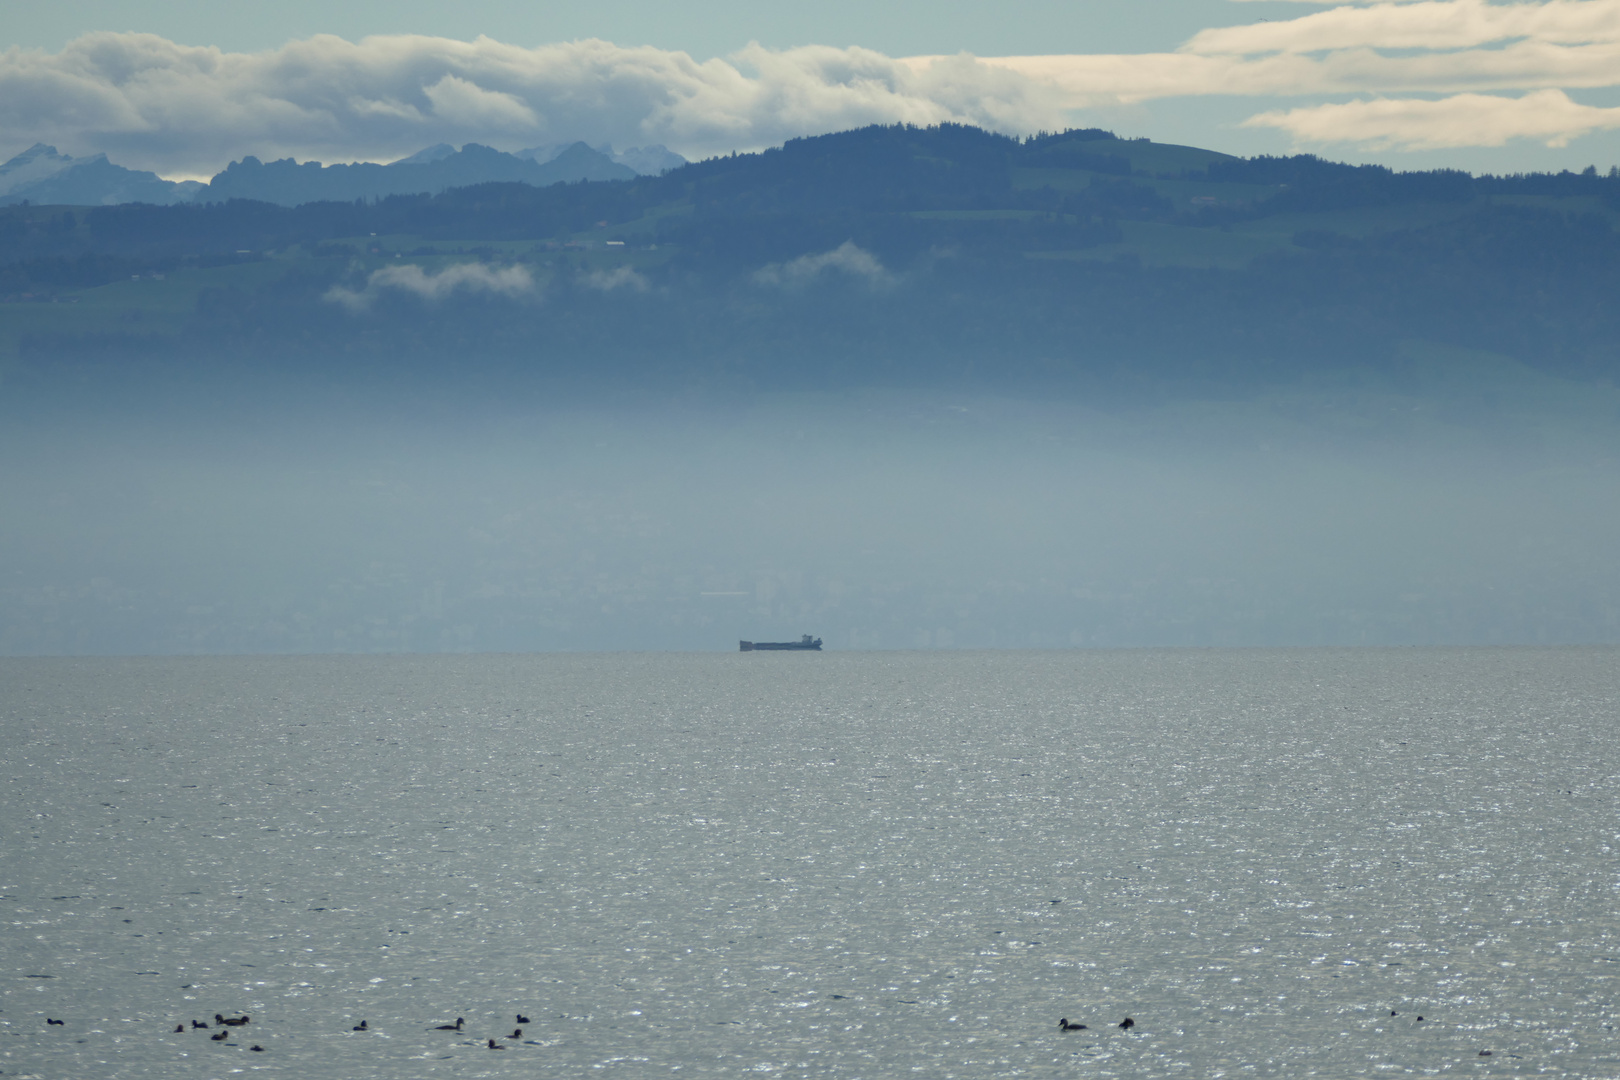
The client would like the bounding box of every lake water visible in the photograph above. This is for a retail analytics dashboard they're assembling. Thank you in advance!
[2,648,1616,1078]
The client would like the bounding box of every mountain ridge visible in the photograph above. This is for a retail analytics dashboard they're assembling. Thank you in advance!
[0,140,687,209]
[198,141,638,205]
[0,143,202,207]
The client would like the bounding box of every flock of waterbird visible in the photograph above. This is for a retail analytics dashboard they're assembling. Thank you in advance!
[39,1005,1496,1058]
[1057,1016,1133,1032]
[154,1013,263,1051]
[424,1014,536,1049]
[43,1007,1133,1054]
[1056,1011,1492,1058]
[38,1008,543,1054]
[47,1007,1133,1054]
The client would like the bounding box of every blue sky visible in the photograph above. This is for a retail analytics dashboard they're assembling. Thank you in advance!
[6,0,1620,177]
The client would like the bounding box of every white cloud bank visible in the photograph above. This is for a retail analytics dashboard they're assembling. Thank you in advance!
[753,242,895,288]
[583,266,649,292]
[0,33,1067,176]
[326,262,536,310]
[1245,87,1620,148]
[1189,0,1620,55]
[5,3,1620,173]
[961,0,1620,154]
[971,0,1620,102]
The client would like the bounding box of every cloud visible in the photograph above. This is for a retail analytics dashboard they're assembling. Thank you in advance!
[326,261,536,310]
[420,74,540,129]
[582,266,649,292]
[5,5,1620,174]
[966,0,1620,104]
[1188,0,1620,54]
[1243,87,1620,148]
[961,0,1620,151]
[0,32,1068,177]
[753,241,895,288]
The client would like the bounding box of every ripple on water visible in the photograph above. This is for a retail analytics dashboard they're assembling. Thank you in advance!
[1,647,1615,1077]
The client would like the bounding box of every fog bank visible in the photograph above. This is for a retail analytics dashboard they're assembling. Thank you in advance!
[3,355,1617,655]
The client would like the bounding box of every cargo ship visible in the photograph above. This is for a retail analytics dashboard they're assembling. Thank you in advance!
[739,635,822,651]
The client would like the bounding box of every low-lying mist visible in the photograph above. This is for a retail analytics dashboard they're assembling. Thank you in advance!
[3,350,1618,654]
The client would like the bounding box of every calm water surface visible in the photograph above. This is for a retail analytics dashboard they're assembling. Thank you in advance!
[2,649,1617,1078]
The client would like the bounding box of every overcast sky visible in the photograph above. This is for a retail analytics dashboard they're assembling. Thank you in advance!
[6,1,1620,180]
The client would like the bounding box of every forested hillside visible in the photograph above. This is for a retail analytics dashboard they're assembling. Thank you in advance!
[4,123,1619,395]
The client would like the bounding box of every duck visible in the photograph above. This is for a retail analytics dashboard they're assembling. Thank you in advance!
[211,1031,228,1041]
[1118,1018,1135,1030]
[174,1024,185,1033]
[46,1018,64,1026]
[516,1013,531,1024]
[216,1013,250,1027]
[433,1017,465,1031]
[192,1020,209,1029]
[1058,1018,1087,1031]
[352,1020,368,1031]
[250,1045,264,1052]
[487,1038,505,1049]
[509,1028,523,1039]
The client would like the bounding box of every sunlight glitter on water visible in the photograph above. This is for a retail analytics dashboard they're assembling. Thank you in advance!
[1,647,1617,1077]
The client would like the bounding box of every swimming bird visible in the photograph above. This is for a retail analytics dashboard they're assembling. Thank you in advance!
[1058,1019,1087,1031]
[211,1031,228,1041]
[352,1020,368,1031]
[250,1045,264,1052]
[487,1038,505,1049]
[1416,1016,1424,1022]
[1118,1018,1135,1030]
[433,1018,465,1031]
[192,1020,209,1029]
[174,1024,185,1033]
[46,1019,64,1026]
[509,1028,523,1039]
[217,1013,250,1026]
[516,1014,531,1023]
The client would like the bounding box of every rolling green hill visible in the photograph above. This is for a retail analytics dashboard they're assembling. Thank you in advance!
[3,123,1619,395]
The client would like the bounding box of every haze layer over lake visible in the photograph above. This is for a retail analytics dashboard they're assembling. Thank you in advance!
[3,345,1619,654]
[4,648,1616,1077]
